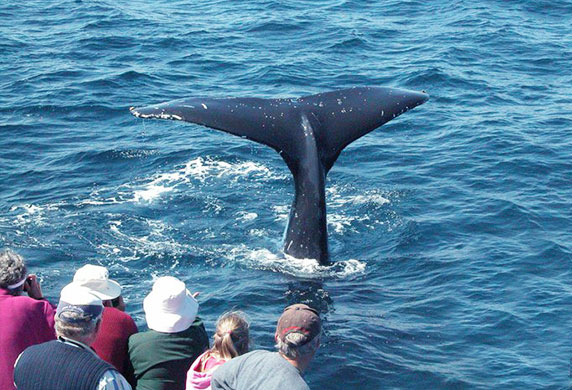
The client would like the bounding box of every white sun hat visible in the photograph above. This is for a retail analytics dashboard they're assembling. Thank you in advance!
[143,276,199,333]
[72,264,122,301]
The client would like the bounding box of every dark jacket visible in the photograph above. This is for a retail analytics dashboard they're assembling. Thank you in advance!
[14,339,113,390]
[128,318,209,390]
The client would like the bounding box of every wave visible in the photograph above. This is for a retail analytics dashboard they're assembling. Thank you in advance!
[246,21,304,33]
[328,37,370,50]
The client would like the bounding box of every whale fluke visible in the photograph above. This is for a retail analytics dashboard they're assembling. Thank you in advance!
[131,87,429,264]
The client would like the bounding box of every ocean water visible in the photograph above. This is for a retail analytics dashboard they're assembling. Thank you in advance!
[1,0,571,388]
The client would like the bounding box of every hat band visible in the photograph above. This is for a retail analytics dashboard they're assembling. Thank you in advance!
[281,326,311,337]
[7,276,26,290]
[56,302,103,322]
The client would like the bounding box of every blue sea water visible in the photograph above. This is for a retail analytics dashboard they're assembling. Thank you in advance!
[1,0,571,388]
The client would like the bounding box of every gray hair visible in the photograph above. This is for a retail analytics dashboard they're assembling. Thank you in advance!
[0,249,27,289]
[55,313,100,341]
[276,332,320,359]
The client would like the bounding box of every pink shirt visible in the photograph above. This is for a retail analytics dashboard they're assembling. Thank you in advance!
[0,289,56,390]
[186,351,227,390]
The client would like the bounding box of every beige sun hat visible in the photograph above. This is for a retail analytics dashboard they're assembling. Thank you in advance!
[72,264,122,301]
[143,276,199,333]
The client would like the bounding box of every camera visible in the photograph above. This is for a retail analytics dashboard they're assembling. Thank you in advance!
[22,276,33,291]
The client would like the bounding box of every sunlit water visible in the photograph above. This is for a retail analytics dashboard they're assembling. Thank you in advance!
[1,0,571,388]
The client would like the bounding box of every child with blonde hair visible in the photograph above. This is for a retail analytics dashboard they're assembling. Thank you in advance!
[186,311,250,390]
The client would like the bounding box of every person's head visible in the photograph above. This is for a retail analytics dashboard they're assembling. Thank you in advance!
[72,264,122,306]
[0,249,27,295]
[143,276,199,333]
[275,304,321,364]
[211,311,250,360]
[55,283,104,346]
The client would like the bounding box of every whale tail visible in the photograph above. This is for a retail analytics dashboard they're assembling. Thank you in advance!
[131,87,429,263]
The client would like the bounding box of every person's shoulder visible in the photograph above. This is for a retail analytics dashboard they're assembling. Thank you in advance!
[104,306,128,317]
[100,307,138,337]
[7,294,42,305]
[24,338,58,352]
[221,349,272,367]
[128,330,157,357]
[128,329,157,347]
[104,307,137,325]
[7,294,54,312]
[190,316,206,328]
[245,349,275,360]
[211,350,278,388]
[185,317,208,336]
[244,350,272,358]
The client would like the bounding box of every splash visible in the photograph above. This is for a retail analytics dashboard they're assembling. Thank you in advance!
[236,211,258,222]
[272,205,289,221]
[131,157,283,203]
[221,245,366,279]
[327,186,391,207]
[10,204,57,227]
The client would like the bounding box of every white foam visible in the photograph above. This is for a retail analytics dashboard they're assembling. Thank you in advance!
[248,228,267,237]
[328,213,371,234]
[273,205,289,221]
[100,218,189,262]
[10,203,58,226]
[130,157,282,203]
[236,211,258,222]
[131,168,189,202]
[133,184,173,202]
[77,198,122,206]
[328,186,391,208]
[11,204,43,214]
[349,194,390,206]
[323,187,394,233]
[221,245,366,279]
[182,157,279,183]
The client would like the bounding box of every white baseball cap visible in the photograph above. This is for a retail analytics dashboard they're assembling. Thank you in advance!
[57,283,104,322]
[143,276,199,333]
[73,264,122,300]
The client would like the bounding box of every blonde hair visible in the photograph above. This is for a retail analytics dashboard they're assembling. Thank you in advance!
[210,311,250,360]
